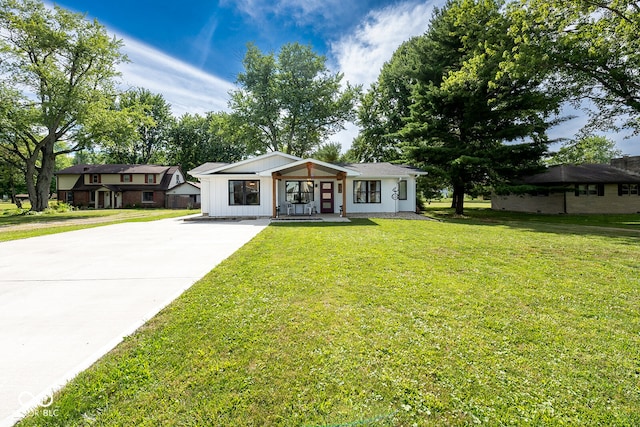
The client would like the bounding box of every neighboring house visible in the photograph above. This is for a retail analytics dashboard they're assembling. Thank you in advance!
[189,151,427,218]
[56,164,189,209]
[166,181,201,209]
[492,161,640,214]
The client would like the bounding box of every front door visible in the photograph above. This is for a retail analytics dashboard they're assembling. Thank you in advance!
[320,181,334,213]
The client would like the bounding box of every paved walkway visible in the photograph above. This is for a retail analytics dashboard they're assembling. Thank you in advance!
[0,217,268,426]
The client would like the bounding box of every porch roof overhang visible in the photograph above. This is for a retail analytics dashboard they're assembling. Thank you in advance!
[258,159,360,178]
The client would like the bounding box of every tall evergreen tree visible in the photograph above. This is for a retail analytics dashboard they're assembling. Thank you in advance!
[401,0,562,214]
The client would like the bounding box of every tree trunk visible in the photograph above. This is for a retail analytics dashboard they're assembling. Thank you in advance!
[24,156,37,210]
[32,143,56,211]
[452,185,465,215]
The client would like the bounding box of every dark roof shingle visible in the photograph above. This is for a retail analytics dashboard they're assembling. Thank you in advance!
[57,164,171,175]
[524,164,640,184]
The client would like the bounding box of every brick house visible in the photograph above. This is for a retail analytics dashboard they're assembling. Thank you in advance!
[56,164,190,209]
[492,156,640,214]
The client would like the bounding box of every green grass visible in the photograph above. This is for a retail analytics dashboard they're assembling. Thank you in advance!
[0,204,194,241]
[19,219,640,426]
[424,199,640,232]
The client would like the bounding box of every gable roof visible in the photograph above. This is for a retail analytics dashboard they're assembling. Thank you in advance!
[57,164,172,175]
[188,162,230,176]
[342,163,428,178]
[257,158,359,176]
[189,152,427,179]
[523,164,640,184]
[190,152,301,176]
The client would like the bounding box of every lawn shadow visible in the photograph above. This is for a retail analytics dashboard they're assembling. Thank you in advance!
[443,217,640,246]
[270,218,380,227]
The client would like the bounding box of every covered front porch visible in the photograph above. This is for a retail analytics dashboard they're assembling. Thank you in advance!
[92,186,122,209]
[260,159,359,219]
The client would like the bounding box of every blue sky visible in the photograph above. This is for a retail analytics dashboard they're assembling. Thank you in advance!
[53,0,639,155]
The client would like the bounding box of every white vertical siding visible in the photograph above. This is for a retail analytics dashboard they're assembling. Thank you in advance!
[345,177,417,213]
[203,175,273,217]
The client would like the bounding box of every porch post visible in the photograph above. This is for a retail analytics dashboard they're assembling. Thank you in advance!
[339,172,347,217]
[272,173,277,218]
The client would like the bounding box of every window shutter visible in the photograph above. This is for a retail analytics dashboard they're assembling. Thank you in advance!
[618,184,623,196]
[120,174,123,182]
[98,174,101,184]
[153,174,156,184]
[574,184,579,197]
[597,184,604,196]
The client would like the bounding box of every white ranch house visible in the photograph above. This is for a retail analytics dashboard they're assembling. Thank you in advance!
[189,152,426,218]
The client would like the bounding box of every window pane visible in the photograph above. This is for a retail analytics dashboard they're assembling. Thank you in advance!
[286,181,299,203]
[229,180,260,205]
[286,181,313,203]
[246,181,260,205]
[229,181,243,205]
[354,180,381,203]
[399,181,407,200]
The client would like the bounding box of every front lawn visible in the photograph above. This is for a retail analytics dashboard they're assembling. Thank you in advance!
[19,219,640,426]
[0,206,194,241]
[424,200,640,232]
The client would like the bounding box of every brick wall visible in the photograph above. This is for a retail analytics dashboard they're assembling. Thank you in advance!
[492,192,566,214]
[72,191,91,208]
[122,190,165,208]
[493,184,640,214]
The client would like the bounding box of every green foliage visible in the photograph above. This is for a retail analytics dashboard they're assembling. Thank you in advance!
[311,142,342,163]
[17,220,640,425]
[547,135,623,165]
[230,42,360,157]
[400,0,560,215]
[354,37,421,163]
[99,88,175,164]
[506,0,640,134]
[166,112,249,174]
[0,0,127,211]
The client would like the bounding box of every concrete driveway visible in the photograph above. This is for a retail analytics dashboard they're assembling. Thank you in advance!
[0,217,268,426]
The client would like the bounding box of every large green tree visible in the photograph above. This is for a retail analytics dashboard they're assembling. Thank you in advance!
[100,88,174,164]
[229,42,359,157]
[0,0,126,211]
[354,38,421,162]
[167,112,248,175]
[401,0,562,215]
[507,0,640,134]
[547,135,622,165]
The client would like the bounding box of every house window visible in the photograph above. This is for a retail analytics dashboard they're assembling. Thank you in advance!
[66,192,73,203]
[619,184,639,196]
[121,174,132,183]
[142,191,154,203]
[575,184,604,196]
[146,174,156,184]
[229,180,260,205]
[354,180,381,203]
[91,174,100,183]
[285,181,314,204]
[398,180,407,200]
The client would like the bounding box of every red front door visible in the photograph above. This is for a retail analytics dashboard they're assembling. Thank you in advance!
[320,181,334,213]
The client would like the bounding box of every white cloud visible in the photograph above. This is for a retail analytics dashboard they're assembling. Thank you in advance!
[226,0,346,24]
[118,36,234,117]
[330,1,437,89]
[328,1,439,151]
